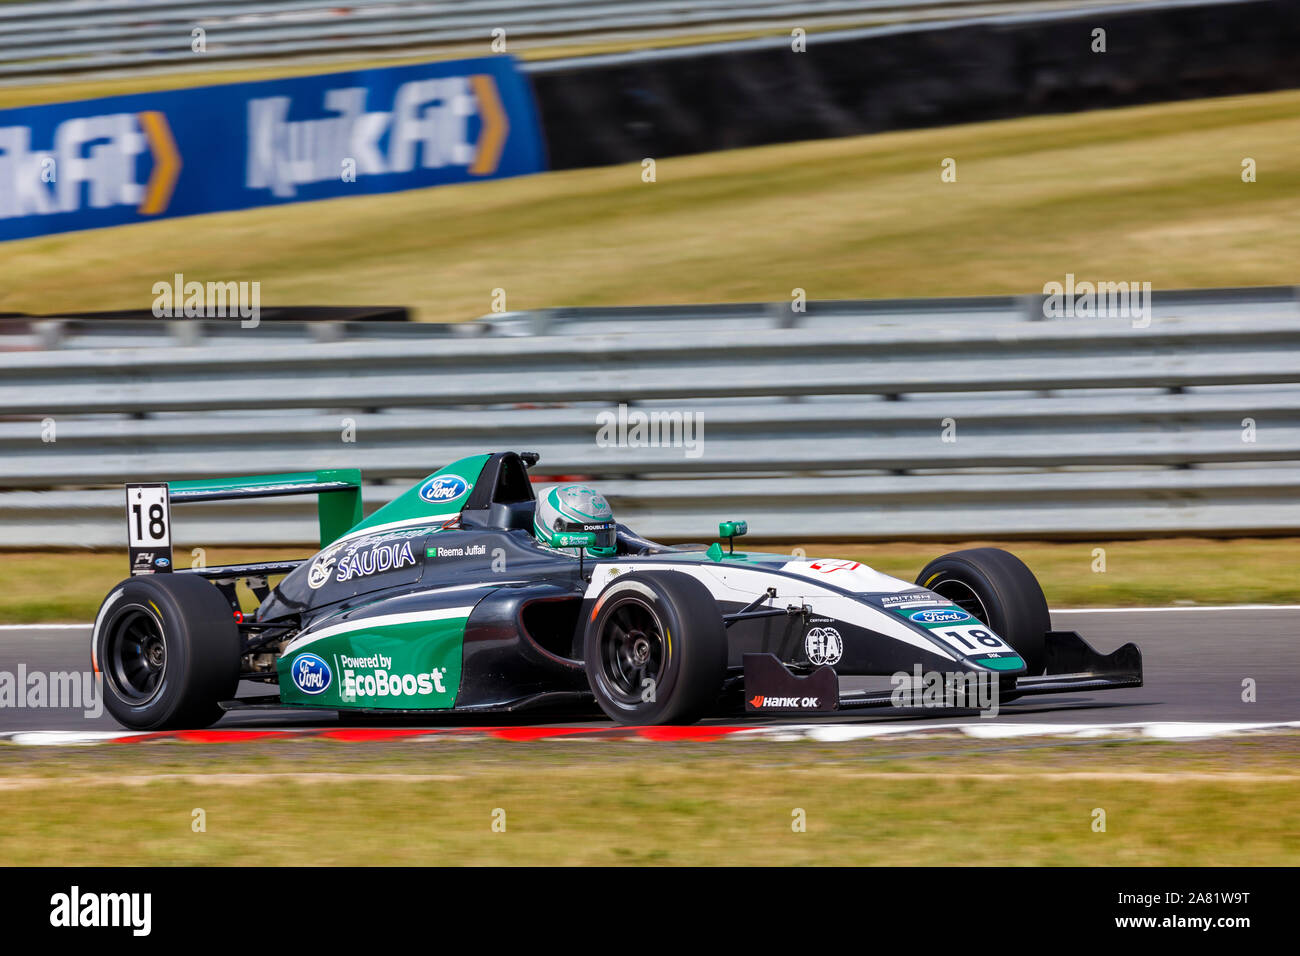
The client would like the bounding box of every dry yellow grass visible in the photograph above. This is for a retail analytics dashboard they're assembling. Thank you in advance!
[0,737,1296,865]
[0,90,1296,319]
[1,536,1295,623]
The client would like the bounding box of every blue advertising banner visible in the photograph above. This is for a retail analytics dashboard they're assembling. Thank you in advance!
[0,56,546,242]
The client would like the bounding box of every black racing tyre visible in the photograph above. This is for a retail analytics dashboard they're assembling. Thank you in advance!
[583,571,727,725]
[93,574,241,730]
[915,548,1050,675]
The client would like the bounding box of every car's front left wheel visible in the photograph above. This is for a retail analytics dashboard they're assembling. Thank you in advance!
[94,574,240,730]
[915,547,1050,674]
[583,571,727,724]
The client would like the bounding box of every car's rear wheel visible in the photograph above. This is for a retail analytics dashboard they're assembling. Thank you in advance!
[915,548,1050,674]
[94,574,240,730]
[583,571,727,724]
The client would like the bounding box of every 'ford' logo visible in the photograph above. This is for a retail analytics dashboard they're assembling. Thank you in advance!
[291,654,331,695]
[910,608,970,624]
[419,474,469,503]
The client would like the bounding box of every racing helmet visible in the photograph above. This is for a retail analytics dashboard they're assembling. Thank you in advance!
[533,484,618,558]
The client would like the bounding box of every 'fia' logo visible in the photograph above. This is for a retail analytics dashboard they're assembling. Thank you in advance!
[804,626,843,666]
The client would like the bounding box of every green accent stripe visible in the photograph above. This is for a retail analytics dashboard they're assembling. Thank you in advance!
[280,615,468,710]
[346,453,489,537]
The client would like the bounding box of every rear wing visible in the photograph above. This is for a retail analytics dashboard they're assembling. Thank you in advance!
[125,469,363,577]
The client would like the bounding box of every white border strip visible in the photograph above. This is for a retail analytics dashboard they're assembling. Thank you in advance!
[1,720,1297,747]
[0,624,90,631]
[1052,605,1300,613]
[282,605,476,655]
[0,730,149,746]
[735,720,1300,741]
[330,513,458,545]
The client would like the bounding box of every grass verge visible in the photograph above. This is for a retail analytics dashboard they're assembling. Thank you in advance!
[0,90,1297,318]
[0,735,1295,865]
[2,536,1297,624]
[0,536,1295,624]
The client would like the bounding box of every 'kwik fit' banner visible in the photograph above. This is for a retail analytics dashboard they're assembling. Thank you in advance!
[0,56,545,241]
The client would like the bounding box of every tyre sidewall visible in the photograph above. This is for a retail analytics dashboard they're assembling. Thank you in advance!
[916,548,1049,674]
[94,575,239,730]
[583,572,725,724]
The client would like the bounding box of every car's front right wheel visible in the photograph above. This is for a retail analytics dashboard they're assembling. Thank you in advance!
[583,571,727,724]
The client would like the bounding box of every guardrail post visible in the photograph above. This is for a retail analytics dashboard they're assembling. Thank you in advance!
[768,301,797,329]
[33,320,65,350]
[167,320,200,347]
[311,323,346,344]
[1020,294,1046,322]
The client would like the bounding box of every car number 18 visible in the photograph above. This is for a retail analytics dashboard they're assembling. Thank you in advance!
[932,625,1012,655]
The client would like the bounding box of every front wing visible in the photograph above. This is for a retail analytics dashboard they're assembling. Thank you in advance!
[744,629,1143,714]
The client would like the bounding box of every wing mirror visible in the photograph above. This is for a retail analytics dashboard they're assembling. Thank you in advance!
[718,520,748,555]
[553,530,597,580]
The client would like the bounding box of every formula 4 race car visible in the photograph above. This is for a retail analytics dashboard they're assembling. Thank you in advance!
[93,451,1142,729]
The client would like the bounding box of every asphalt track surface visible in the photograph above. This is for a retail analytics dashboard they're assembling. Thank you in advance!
[0,609,1295,733]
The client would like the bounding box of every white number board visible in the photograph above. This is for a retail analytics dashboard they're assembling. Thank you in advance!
[930,625,1013,656]
[125,483,173,575]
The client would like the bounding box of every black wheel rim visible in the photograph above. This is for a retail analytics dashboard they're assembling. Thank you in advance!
[928,578,990,626]
[598,597,667,706]
[104,606,168,704]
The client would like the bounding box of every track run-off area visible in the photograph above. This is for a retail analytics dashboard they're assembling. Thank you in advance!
[1,607,1296,742]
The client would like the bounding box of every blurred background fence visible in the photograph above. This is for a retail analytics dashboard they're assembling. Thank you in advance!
[2,287,1298,546]
[4,2,1299,548]
[6,1,1296,174]
[0,0,1208,79]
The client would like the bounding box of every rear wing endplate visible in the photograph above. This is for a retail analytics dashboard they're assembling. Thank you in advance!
[125,469,363,576]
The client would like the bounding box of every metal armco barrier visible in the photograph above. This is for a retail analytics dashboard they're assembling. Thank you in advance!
[0,0,1155,79]
[1,288,1298,546]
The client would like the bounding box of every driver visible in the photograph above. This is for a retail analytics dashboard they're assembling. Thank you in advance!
[533,484,618,558]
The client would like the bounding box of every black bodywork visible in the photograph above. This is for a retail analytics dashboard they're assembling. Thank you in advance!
[198,451,1141,718]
